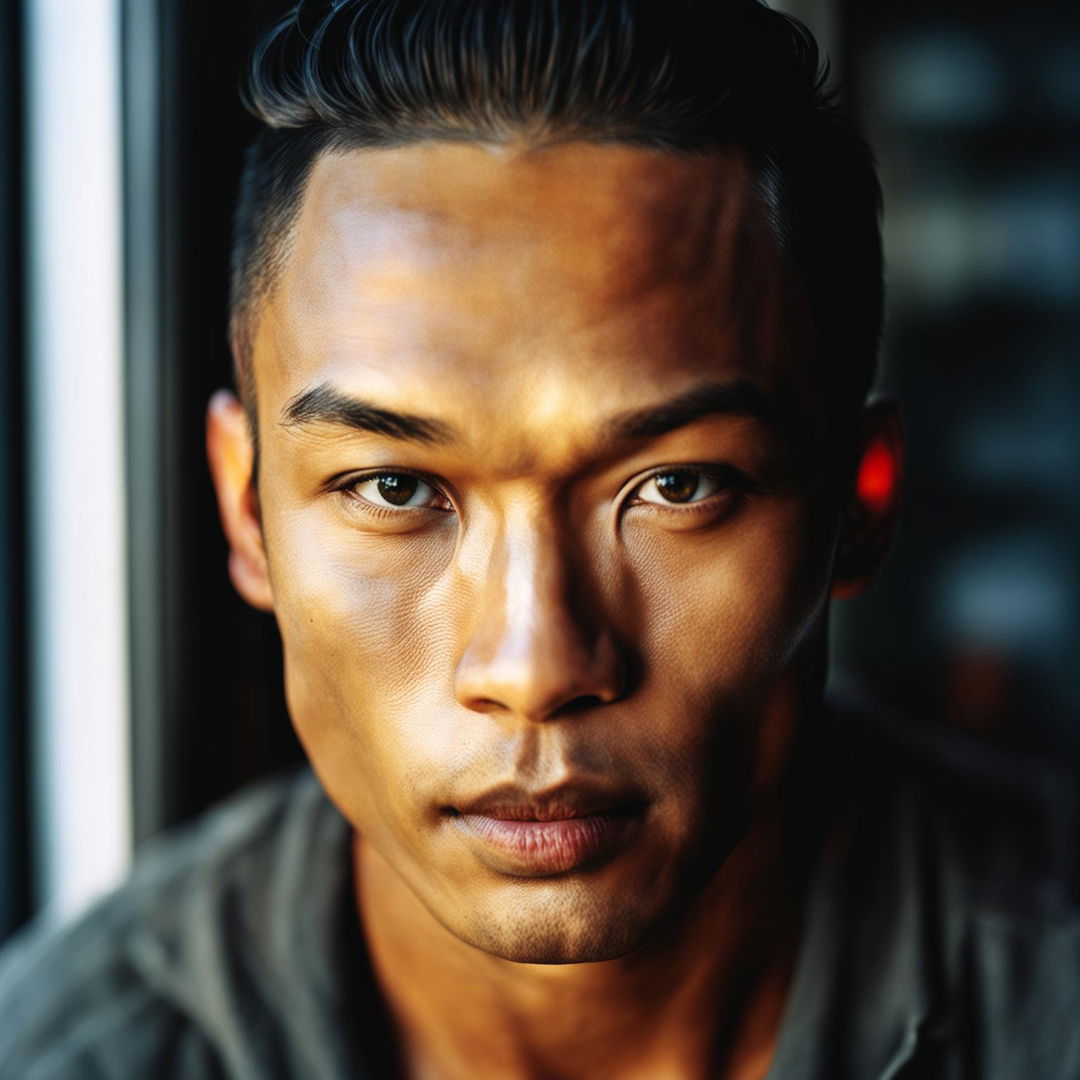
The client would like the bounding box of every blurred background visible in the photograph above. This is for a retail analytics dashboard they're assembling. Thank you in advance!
[0,0,1078,946]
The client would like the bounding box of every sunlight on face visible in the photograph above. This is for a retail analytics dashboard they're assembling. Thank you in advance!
[250,141,838,963]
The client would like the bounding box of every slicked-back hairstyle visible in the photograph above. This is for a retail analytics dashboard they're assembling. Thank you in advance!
[230,0,883,445]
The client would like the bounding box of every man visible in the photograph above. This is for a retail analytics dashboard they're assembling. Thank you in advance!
[2,1,1078,1077]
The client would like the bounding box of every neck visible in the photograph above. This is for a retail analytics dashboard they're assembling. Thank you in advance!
[353,770,826,1080]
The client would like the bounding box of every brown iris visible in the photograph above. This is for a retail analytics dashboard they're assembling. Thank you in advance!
[653,471,701,503]
[376,474,419,506]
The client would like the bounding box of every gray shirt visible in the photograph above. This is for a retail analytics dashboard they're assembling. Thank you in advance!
[1,707,1079,1079]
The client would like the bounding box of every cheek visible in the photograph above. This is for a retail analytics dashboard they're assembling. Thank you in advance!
[615,500,831,816]
[624,498,831,698]
[265,510,459,825]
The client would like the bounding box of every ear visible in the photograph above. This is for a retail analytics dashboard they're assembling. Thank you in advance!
[831,399,903,600]
[206,389,274,611]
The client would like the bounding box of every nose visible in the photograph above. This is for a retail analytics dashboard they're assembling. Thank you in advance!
[453,521,626,722]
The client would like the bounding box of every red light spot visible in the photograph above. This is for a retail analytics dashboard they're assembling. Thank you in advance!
[856,438,896,512]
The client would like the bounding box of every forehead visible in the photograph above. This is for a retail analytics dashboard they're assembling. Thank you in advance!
[255,141,815,438]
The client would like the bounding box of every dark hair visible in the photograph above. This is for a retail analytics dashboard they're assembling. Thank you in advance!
[230,0,883,438]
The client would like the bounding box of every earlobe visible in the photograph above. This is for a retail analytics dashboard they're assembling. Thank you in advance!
[206,389,274,612]
[831,399,903,600]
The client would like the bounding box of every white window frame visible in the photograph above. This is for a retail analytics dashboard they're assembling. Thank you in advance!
[26,0,131,923]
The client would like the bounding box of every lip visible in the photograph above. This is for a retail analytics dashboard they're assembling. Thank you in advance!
[446,782,648,876]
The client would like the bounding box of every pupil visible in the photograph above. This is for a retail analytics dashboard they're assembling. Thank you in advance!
[376,474,419,506]
[655,471,699,503]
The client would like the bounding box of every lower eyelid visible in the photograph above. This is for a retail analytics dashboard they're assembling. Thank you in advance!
[633,489,733,510]
[338,491,453,525]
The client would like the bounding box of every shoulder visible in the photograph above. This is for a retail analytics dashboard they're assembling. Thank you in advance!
[0,768,338,1080]
[833,696,1080,916]
[827,694,1080,1075]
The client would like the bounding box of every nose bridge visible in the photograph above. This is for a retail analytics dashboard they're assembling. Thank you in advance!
[504,512,565,650]
[454,502,623,721]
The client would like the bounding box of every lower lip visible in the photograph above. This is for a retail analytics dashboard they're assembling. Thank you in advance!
[450,808,645,876]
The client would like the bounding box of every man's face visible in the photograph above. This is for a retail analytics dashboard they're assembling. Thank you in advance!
[242,142,841,963]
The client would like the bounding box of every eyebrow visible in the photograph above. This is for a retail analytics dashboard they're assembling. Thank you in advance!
[279,376,779,449]
[609,379,781,441]
[279,382,457,445]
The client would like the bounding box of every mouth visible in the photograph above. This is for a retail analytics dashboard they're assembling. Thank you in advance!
[445,783,649,877]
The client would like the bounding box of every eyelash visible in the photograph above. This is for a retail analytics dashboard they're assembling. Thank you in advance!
[627,464,760,510]
[329,470,453,517]
[330,465,758,518]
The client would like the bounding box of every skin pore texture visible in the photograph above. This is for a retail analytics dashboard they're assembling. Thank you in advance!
[207,141,900,1080]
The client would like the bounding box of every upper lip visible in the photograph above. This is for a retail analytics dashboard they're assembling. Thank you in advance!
[449,780,647,822]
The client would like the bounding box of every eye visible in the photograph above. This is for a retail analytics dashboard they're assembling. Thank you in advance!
[349,472,450,510]
[634,468,732,506]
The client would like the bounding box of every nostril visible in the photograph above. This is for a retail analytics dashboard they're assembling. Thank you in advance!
[558,694,609,716]
[465,697,503,715]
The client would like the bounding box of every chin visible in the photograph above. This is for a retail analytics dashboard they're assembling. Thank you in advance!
[449,881,667,965]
